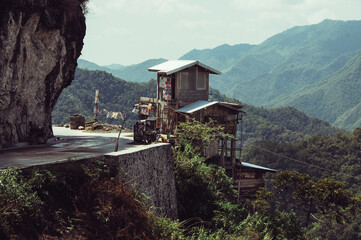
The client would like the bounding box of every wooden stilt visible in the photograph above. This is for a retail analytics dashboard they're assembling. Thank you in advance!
[220,139,226,167]
[231,138,236,177]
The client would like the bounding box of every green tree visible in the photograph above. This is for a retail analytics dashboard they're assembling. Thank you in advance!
[273,170,361,227]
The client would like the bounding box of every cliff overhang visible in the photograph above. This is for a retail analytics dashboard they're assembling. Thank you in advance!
[0,0,86,147]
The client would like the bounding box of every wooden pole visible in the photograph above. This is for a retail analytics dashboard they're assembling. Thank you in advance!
[94,89,99,121]
[114,114,126,152]
[220,138,226,167]
[231,138,236,177]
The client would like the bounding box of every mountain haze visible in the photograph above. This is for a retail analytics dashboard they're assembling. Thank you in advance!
[180,43,255,72]
[78,58,166,82]
[272,51,361,129]
[78,20,361,129]
[180,20,361,129]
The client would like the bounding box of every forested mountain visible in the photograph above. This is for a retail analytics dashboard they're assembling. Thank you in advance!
[242,128,361,239]
[52,68,156,125]
[209,89,340,144]
[80,20,361,130]
[271,51,361,129]
[77,58,166,82]
[53,68,340,143]
[179,43,255,73]
[180,20,361,129]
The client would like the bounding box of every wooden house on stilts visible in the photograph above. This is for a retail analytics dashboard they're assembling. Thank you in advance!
[138,60,276,199]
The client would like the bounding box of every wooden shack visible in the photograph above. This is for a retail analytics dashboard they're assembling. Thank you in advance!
[175,100,243,134]
[141,60,276,199]
[234,162,276,198]
[144,60,221,132]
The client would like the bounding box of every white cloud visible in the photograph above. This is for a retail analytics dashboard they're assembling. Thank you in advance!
[82,0,361,65]
[306,9,337,24]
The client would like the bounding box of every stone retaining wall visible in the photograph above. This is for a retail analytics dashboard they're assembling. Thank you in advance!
[104,143,177,220]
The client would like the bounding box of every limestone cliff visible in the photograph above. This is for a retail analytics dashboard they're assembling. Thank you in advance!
[0,0,86,146]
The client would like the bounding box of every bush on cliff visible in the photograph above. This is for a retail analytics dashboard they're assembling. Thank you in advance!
[0,161,155,240]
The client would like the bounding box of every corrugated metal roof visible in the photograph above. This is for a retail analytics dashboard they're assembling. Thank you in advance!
[175,100,218,114]
[148,60,221,75]
[239,162,277,172]
[176,100,244,114]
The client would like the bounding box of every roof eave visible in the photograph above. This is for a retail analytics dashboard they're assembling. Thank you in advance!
[197,62,221,75]
[147,60,222,75]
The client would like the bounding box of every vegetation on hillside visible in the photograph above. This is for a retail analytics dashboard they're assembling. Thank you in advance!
[183,20,361,129]
[277,51,361,130]
[243,128,361,239]
[53,69,341,144]
[0,161,154,239]
[0,121,359,239]
[53,68,156,126]
[209,88,340,144]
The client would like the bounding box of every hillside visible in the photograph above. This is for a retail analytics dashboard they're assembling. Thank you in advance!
[79,20,361,130]
[52,68,156,125]
[179,43,255,72]
[180,20,361,129]
[77,58,167,82]
[53,69,340,143]
[209,89,340,144]
[270,51,361,129]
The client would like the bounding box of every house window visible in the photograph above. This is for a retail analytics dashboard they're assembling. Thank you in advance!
[180,72,188,90]
[197,71,207,90]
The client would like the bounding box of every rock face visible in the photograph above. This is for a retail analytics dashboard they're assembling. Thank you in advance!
[0,0,86,147]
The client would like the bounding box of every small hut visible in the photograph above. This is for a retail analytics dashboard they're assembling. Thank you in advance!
[234,162,276,198]
[142,60,276,199]
[145,60,221,132]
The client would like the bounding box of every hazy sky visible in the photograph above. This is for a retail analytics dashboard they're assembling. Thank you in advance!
[81,0,361,66]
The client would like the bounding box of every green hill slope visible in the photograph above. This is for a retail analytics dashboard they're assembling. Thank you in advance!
[270,51,361,129]
[53,69,340,143]
[52,69,156,125]
[180,20,361,129]
[179,43,255,72]
[209,89,340,144]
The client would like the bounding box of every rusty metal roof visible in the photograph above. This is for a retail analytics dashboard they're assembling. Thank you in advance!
[148,60,221,75]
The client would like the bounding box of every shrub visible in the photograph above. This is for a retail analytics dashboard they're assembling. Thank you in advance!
[0,168,44,239]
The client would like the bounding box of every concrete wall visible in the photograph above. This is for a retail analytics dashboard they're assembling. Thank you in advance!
[104,143,178,220]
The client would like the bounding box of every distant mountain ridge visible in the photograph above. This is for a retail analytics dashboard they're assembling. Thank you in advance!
[78,19,361,130]
[77,58,167,82]
[179,19,361,130]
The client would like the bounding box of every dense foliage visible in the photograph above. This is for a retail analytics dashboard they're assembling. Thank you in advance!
[243,128,361,239]
[243,128,361,194]
[170,120,307,239]
[53,68,156,127]
[0,162,154,239]
[1,121,359,239]
[209,88,340,144]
